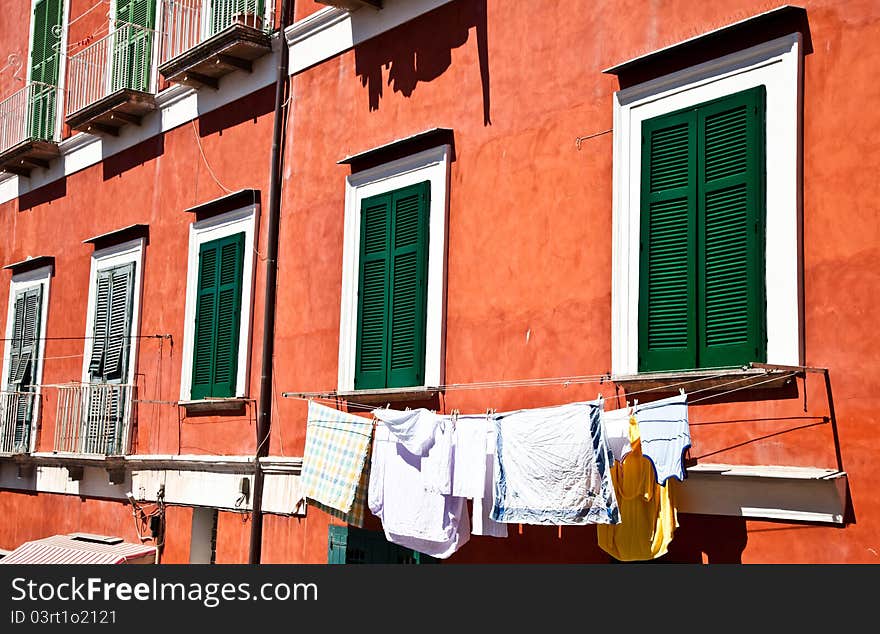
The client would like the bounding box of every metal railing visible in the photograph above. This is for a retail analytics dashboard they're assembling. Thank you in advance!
[54,383,135,456]
[159,0,273,66]
[0,391,37,454]
[0,82,59,154]
[66,22,157,117]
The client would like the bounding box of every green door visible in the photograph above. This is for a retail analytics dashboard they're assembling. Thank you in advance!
[28,0,63,140]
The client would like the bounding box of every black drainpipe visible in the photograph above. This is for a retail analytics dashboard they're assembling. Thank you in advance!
[249,0,293,564]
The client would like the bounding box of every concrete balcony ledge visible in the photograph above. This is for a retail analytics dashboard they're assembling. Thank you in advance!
[65,88,158,137]
[158,24,273,91]
[0,138,60,177]
[679,463,849,525]
[611,367,797,397]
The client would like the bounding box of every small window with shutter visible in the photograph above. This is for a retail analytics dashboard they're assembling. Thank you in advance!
[354,181,430,390]
[28,0,64,141]
[5,286,43,451]
[191,232,245,399]
[638,86,767,372]
[112,0,156,93]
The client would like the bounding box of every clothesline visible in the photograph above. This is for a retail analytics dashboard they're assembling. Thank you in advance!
[299,370,799,427]
[289,369,799,417]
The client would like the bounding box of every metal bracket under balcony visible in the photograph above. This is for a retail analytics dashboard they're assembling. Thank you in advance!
[158,23,272,91]
[0,139,60,177]
[65,88,157,137]
[315,1,382,10]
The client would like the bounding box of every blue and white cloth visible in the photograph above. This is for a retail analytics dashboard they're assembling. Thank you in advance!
[634,393,691,485]
[491,400,619,525]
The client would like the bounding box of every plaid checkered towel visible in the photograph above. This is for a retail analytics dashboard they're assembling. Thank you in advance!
[301,401,374,527]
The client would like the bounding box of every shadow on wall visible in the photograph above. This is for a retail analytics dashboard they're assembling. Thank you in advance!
[352,0,491,125]
[103,134,166,181]
[661,513,749,563]
[18,177,67,212]
[197,85,275,137]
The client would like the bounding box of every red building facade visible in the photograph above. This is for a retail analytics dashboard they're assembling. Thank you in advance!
[0,0,877,563]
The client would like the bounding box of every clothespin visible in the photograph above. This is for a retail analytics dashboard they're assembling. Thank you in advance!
[679,387,686,397]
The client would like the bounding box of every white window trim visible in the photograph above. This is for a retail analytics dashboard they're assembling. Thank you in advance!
[1,265,52,452]
[338,144,451,392]
[81,238,146,386]
[611,33,803,376]
[180,205,259,401]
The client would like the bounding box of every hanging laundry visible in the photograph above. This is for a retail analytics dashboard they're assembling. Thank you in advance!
[368,416,470,559]
[300,401,374,527]
[472,422,507,538]
[491,400,619,526]
[449,414,490,499]
[422,416,454,495]
[634,393,691,485]
[601,405,633,464]
[372,407,439,455]
[597,414,678,561]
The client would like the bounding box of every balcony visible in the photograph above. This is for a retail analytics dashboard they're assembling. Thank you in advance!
[65,22,159,136]
[314,1,382,10]
[0,391,38,454]
[158,0,274,91]
[0,82,61,176]
[53,383,136,456]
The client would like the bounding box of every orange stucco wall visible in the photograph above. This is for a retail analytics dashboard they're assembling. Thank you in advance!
[1,0,879,563]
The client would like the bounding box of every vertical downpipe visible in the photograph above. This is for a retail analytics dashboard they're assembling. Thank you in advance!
[248,0,292,564]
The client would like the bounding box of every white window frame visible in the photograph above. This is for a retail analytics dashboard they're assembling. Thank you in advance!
[338,144,451,392]
[1,265,52,452]
[179,205,259,401]
[81,238,146,386]
[611,33,804,376]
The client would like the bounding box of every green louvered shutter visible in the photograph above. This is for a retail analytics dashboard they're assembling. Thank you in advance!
[387,182,430,388]
[638,111,698,372]
[88,272,112,376]
[6,287,42,452]
[191,233,244,399]
[28,0,63,140]
[327,526,436,564]
[112,0,156,92]
[355,192,391,390]
[354,182,430,390]
[698,87,766,367]
[211,0,265,36]
[639,87,766,372]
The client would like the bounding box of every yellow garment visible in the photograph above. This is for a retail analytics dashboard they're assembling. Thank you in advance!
[597,415,678,561]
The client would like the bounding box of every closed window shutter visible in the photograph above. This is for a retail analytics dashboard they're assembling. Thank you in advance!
[354,193,391,390]
[698,86,766,366]
[113,0,155,92]
[387,182,430,388]
[191,233,244,399]
[28,0,63,140]
[104,264,135,380]
[639,87,766,372]
[88,271,112,376]
[89,264,135,382]
[7,287,42,452]
[639,112,698,372]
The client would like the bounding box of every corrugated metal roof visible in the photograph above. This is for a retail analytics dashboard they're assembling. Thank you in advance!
[0,534,156,565]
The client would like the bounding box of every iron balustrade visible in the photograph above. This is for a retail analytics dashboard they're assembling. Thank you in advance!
[0,390,38,454]
[66,22,158,116]
[54,383,136,456]
[159,0,273,66]
[0,82,59,153]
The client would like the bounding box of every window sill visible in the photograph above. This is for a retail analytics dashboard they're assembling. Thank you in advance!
[178,398,250,416]
[331,387,441,407]
[611,366,797,398]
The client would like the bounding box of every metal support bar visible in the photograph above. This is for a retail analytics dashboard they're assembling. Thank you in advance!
[751,362,844,473]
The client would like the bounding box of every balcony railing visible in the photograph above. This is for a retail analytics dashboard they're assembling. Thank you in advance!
[0,82,59,154]
[0,391,37,454]
[159,0,273,66]
[54,383,136,456]
[66,22,157,117]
